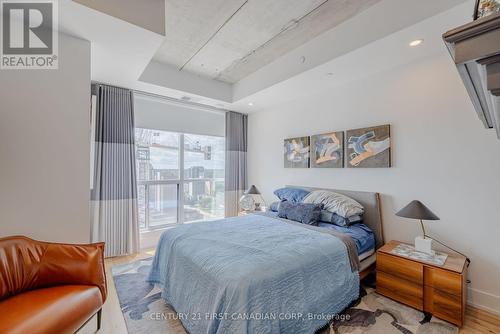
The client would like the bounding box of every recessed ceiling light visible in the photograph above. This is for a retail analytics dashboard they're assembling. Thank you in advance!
[409,39,424,47]
[248,102,254,106]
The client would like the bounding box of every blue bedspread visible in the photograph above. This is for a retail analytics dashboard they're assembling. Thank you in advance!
[317,223,375,255]
[147,214,359,334]
[266,211,375,255]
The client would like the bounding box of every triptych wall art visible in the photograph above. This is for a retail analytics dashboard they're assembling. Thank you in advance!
[283,136,310,168]
[284,124,391,168]
[310,131,344,168]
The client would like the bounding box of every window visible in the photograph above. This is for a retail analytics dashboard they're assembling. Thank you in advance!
[183,133,225,222]
[135,128,224,230]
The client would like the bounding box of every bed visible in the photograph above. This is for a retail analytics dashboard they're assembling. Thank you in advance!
[147,186,384,334]
[283,186,384,278]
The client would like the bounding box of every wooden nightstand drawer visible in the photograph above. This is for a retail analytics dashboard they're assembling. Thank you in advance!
[424,267,462,296]
[424,286,463,326]
[376,241,467,327]
[377,271,423,310]
[377,252,423,285]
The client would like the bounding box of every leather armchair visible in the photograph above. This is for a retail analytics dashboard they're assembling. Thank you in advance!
[0,236,107,334]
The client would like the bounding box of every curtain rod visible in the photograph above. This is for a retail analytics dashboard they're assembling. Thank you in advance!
[91,81,230,115]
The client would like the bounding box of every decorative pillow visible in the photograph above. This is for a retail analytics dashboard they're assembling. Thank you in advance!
[277,201,323,225]
[273,187,310,203]
[303,190,364,218]
[320,210,363,227]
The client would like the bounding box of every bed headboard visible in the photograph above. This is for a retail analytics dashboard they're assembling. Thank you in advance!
[285,185,385,249]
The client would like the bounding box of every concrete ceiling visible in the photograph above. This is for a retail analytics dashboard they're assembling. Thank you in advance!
[154,0,381,84]
[230,1,474,114]
[64,0,470,108]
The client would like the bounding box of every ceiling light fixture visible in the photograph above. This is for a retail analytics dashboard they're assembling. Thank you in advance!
[409,39,424,47]
[248,102,254,106]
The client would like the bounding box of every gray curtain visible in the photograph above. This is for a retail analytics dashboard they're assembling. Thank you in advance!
[225,111,248,217]
[90,84,139,257]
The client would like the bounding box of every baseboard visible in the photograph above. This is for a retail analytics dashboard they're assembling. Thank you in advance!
[467,287,500,316]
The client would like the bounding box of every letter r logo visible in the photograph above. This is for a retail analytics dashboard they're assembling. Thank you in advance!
[2,2,53,54]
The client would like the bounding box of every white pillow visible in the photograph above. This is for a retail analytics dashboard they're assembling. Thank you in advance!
[302,190,364,218]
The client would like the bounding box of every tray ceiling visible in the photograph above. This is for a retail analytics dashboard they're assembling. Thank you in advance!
[154,0,381,84]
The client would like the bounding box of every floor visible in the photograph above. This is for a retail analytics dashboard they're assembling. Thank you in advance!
[79,250,155,334]
[80,250,500,334]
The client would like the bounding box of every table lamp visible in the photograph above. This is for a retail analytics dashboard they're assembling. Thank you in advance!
[396,200,439,254]
[239,185,265,211]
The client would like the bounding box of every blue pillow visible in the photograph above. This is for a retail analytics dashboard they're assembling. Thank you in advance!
[277,201,323,225]
[320,210,363,227]
[273,187,310,203]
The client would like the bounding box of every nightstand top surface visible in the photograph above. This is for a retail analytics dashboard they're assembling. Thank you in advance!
[379,240,466,273]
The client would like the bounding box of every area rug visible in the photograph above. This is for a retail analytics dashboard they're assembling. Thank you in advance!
[112,258,458,334]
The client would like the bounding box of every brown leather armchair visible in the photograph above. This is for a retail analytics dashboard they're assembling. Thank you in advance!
[0,236,107,334]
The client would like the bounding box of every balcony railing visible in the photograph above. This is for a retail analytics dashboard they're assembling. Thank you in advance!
[138,178,224,231]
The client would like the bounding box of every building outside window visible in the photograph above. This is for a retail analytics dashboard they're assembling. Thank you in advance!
[135,128,225,231]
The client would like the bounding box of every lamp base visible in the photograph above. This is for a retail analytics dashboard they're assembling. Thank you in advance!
[415,236,434,255]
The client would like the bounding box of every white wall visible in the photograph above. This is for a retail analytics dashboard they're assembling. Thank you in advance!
[73,0,165,35]
[248,53,500,313]
[135,93,225,137]
[0,33,91,243]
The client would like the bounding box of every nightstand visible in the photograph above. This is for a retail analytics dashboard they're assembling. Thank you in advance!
[376,240,467,327]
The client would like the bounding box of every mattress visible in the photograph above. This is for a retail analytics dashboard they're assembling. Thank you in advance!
[358,249,375,261]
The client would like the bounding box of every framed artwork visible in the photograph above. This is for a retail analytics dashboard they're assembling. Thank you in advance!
[474,0,500,19]
[310,132,344,168]
[346,124,391,168]
[284,136,310,168]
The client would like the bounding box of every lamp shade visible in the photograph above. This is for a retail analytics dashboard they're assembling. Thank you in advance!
[245,185,261,195]
[396,200,439,221]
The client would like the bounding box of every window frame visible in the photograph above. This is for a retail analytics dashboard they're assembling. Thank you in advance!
[136,131,224,231]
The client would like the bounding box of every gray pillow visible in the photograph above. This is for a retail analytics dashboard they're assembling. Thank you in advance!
[277,201,323,225]
[269,201,281,212]
[320,210,363,227]
[303,190,364,218]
